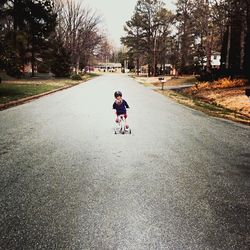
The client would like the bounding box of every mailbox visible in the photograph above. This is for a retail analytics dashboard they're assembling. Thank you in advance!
[158,77,166,90]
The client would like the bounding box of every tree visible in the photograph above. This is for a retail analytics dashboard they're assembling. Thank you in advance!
[49,39,71,77]
[175,0,195,73]
[0,0,28,76]
[54,0,102,73]
[24,0,57,76]
[0,0,57,77]
[121,0,173,76]
[243,0,250,85]
[218,0,248,77]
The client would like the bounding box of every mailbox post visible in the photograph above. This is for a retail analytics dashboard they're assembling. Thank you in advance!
[158,77,166,90]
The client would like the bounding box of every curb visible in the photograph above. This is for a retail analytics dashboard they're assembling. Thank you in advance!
[0,82,81,111]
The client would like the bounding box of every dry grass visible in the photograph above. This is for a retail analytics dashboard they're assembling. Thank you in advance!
[181,78,250,119]
[189,78,246,91]
[157,89,250,125]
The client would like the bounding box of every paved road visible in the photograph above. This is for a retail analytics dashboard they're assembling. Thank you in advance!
[0,75,249,250]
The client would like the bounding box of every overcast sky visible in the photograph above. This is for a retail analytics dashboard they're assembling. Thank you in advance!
[81,0,176,48]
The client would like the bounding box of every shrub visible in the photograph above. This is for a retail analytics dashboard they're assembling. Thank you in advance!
[6,64,22,78]
[4,54,23,78]
[37,62,50,73]
[71,74,82,80]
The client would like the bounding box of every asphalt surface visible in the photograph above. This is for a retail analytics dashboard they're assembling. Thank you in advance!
[0,74,249,250]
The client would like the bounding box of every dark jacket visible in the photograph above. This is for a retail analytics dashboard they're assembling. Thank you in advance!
[113,99,129,115]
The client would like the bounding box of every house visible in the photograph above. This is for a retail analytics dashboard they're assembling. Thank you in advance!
[204,52,221,68]
[140,64,174,75]
[93,63,122,73]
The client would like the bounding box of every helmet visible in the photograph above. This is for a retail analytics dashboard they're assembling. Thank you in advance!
[114,91,122,98]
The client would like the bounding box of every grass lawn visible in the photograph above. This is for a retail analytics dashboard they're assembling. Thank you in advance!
[0,84,59,104]
[0,73,99,105]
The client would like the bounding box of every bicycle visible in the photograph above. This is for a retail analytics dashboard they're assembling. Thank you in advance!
[114,114,131,135]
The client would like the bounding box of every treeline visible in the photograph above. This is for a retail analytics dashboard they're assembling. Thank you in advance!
[121,0,250,83]
[0,0,110,77]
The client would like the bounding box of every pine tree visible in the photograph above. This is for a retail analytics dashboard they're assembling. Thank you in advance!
[175,0,195,73]
[0,0,57,77]
[24,0,57,76]
[121,0,173,76]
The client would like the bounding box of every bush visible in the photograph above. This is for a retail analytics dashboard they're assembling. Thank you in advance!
[37,62,50,73]
[180,65,196,75]
[71,74,82,80]
[196,68,223,82]
[6,64,22,78]
[4,54,23,78]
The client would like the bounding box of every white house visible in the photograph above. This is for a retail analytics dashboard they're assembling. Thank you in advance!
[204,52,221,68]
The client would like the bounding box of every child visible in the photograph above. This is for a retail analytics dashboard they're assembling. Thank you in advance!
[113,91,130,128]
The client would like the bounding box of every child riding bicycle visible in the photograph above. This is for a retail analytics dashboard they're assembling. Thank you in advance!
[113,91,130,130]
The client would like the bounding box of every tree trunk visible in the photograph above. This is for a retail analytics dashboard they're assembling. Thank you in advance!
[240,19,246,71]
[206,32,213,73]
[12,0,18,65]
[76,55,80,74]
[136,57,139,76]
[244,1,250,85]
[226,23,231,70]
[229,8,242,76]
[153,36,157,76]
[148,63,151,77]
[180,13,188,73]
[205,0,212,73]
[31,34,35,77]
[220,26,228,71]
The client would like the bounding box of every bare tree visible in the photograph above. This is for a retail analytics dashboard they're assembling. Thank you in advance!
[53,0,102,72]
